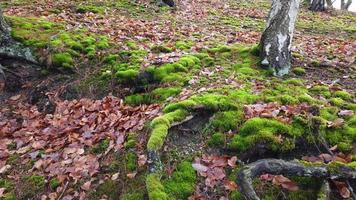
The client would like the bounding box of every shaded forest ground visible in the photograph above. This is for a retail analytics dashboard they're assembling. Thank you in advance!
[0,0,355,199]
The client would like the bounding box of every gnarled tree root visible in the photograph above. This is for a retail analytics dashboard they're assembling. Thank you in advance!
[237,159,356,200]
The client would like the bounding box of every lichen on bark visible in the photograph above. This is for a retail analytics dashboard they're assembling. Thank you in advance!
[260,0,300,76]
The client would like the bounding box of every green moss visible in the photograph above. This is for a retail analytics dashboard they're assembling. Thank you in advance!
[147,127,169,151]
[146,174,168,200]
[151,87,182,101]
[127,41,138,50]
[121,192,144,200]
[320,107,339,121]
[228,89,258,104]
[208,132,225,147]
[147,109,188,150]
[323,116,356,153]
[163,100,198,113]
[284,78,305,86]
[76,5,104,13]
[280,94,299,105]
[178,56,200,68]
[175,41,193,50]
[125,133,137,149]
[97,36,109,49]
[94,180,120,200]
[298,94,317,104]
[334,90,352,101]
[151,45,173,53]
[309,85,331,98]
[231,190,244,200]
[104,54,119,64]
[211,110,243,132]
[164,161,197,199]
[52,53,74,68]
[116,69,139,83]
[49,177,60,190]
[91,139,110,154]
[330,98,344,107]
[208,45,231,53]
[292,67,306,75]
[236,67,257,75]
[231,118,298,152]
[126,152,137,171]
[19,175,45,199]
[125,94,151,106]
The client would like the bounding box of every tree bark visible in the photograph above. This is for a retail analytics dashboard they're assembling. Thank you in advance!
[310,0,326,11]
[157,0,175,7]
[341,0,352,10]
[0,7,37,64]
[260,0,300,76]
[237,159,356,200]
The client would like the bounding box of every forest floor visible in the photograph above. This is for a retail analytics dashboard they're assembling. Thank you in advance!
[0,0,356,200]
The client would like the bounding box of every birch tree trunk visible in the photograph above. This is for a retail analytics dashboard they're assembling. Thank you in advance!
[260,0,300,76]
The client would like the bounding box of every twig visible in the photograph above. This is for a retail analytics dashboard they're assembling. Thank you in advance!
[57,181,69,200]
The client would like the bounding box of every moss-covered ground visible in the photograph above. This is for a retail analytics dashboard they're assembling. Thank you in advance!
[1,0,355,199]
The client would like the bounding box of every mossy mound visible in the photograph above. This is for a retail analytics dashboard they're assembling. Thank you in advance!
[8,16,110,69]
[230,117,303,152]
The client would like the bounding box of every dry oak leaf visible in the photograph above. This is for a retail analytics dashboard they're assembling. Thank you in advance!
[81,181,91,191]
[223,180,238,191]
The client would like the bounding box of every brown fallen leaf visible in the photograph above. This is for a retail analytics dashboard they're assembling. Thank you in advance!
[223,180,238,191]
[127,172,137,179]
[81,181,91,191]
[9,94,21,101]
[138,154,147,167]
[228,156,238,168]
[333,181,350,199]
[0,188,6,198]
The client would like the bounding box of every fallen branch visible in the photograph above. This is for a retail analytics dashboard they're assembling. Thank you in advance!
[237,159,356,200]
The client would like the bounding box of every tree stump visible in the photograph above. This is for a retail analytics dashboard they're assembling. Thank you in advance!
[260,0,300,76]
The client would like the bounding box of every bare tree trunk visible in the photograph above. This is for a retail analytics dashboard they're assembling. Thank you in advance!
[310,0,326,11]
[326,0,333,7]
[260,0,300,76]
[341,0,352,10]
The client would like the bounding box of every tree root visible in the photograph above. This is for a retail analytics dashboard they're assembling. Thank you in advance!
[237,159,356,200]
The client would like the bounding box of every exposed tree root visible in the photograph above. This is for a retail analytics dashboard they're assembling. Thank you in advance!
[237,159,356,200]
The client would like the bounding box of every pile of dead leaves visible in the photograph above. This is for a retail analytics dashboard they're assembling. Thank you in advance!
[244,102,312,123]
[0,95,159,197]
[190,155,238,199]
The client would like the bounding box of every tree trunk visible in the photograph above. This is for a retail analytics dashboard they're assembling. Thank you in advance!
[260,0,300,76]
[326,0,333,7]
[310,0,326,11]
[341,0,352,10]
[157,0,175,7]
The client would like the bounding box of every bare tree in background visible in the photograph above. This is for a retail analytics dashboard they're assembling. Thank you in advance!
[341,0,352,10]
